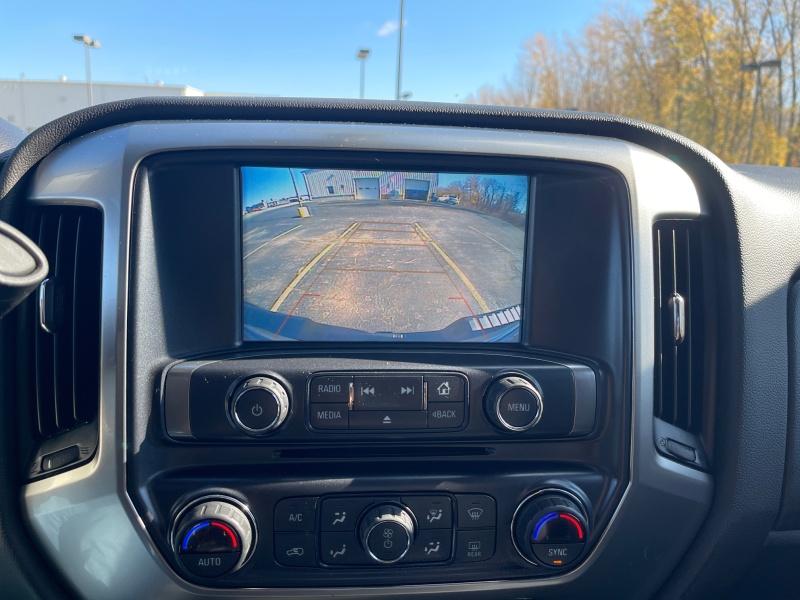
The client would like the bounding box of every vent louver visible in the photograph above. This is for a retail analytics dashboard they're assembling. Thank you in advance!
[31,207,103,439]
[653,221,704,434]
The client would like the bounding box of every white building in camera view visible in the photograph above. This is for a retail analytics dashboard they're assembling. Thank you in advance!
[0,79,214,133]
[301,169,439,201]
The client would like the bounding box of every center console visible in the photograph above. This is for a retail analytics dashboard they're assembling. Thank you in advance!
[133,141,625,589]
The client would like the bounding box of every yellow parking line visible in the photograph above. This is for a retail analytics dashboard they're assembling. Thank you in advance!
[269,222,360,312]
[414,223,490,313]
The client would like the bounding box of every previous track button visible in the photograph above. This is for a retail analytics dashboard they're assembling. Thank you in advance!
[353,375,423,410]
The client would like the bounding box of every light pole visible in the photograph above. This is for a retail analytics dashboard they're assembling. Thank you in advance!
[357,48,370,99]
[741,59,781,163]
[395,0,405,101]
[73,34,101,107]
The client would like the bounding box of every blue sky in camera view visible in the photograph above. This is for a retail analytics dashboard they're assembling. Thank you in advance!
[242,168,529,206]
[0,0,650,102]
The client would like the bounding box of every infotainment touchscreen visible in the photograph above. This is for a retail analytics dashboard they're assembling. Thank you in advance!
[241,167,528,342]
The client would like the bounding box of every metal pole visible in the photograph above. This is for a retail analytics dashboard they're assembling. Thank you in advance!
[360,58,366,99]
[746,67,762,164]
[777,63,783,136]
[395,0,405,101]
[288,168,302,206]
[84,44,93,107]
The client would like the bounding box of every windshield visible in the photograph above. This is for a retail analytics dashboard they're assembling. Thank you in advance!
[1,0,797,166]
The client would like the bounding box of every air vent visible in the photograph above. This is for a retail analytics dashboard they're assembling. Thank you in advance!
[31,207,103,440]
[653,221,705,434]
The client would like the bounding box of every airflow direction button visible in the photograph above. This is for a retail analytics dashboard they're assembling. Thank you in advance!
[402,496,452,529]
[404,529,453,563]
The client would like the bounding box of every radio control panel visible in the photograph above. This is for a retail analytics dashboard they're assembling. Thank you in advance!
[307,373,467,431]
[163,354,597,443]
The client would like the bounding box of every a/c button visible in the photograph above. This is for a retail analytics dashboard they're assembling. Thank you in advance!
[274,497,317,532]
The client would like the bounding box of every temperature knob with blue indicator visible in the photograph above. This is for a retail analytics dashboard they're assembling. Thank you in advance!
[171,497,256,578]
[512,490,589,568]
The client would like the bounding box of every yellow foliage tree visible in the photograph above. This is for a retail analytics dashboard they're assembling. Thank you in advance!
[466,0,800,166]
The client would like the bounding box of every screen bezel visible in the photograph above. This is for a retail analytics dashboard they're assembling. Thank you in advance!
[135,147,629,358]
[238,154,535,346]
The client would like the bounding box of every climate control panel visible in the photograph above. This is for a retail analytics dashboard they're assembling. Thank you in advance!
[167,488,593,583]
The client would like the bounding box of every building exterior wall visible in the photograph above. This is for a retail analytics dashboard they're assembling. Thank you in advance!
[302,169,439,200]
[0,80,204,132]
[303,169,366,198]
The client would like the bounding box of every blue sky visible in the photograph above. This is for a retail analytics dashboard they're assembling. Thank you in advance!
[1,0,650,102]
[438,173,528,205]
[243,167,309,203]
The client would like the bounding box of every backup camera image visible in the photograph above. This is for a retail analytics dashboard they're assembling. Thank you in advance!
[242,167,528,342]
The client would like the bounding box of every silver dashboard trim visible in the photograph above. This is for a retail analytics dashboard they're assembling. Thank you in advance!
[570,364,597,436]
[163,362,199,439]
[21,121,711,599]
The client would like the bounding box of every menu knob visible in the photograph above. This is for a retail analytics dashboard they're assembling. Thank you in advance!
[484,375,543,432]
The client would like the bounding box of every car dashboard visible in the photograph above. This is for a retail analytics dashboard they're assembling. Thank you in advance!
[0,99,798,599]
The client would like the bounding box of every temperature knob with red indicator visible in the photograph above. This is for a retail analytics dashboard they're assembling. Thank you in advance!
[513,491,589,568]
[171,497,255,578]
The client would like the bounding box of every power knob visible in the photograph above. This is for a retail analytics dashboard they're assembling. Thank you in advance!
[229,376,289,435]
[484,375,543,432]
[512,490,589,568]
[171,497,256,578]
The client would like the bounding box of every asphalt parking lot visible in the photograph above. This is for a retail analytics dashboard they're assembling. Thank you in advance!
[243,200,525,337]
